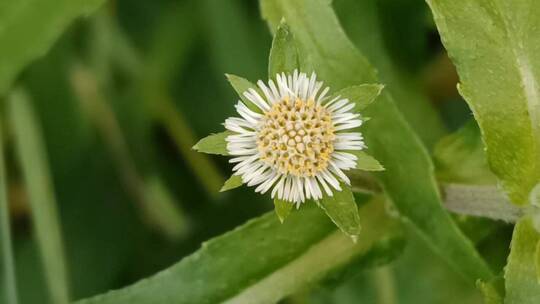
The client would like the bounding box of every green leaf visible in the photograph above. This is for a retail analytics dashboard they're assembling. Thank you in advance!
[9,89,70,304]
[220,175,243,192]
[273,198,293,223]
[426,0,540,205]
[332,84,384,112]
[505,217,540,303]
[261,0,493,283]
[0,0,105,95]
[350,150,384,171]
[477,279,504,304]
[318,186,361,240]
[268,19,299,78]
[225,74,261,113]
[193,132,230,156]
[76,197,403,304]
[0,121,18,304]
[434,120,496,184]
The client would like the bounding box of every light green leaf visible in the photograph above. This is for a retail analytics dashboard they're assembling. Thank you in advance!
[9,89,70,304]
[350,150,384,171]
[76,197,403,304]
[318,186,361,239]
[434,120,496,184]
[273,198,293,223]
[268,19,299,78]
[332,84,384,112]
[0,121,18,304]
[261,0,493,283]
[426,0,540,205]
[0,0,105,95]
[505,217,540,303]
[225,74,261,113]
[193,132,230,156]
[220,175,243,192]
[476,279,504,304]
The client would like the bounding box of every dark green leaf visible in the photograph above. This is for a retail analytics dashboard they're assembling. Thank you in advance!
[76,197,403,304]
[332,84,384,112]
[193,132,230,156]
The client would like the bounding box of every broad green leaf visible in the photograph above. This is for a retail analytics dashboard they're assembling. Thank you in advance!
[318,186,361,240]
[426,0,540,205]
[193,132,230,156]
[273,198,293,223]
[0,121,18,304]
[76,197,403,304]
[350,150,384,172]
[9,89,70,304]
[268,19,299,78]
[332,84,384,112]
[505,217,540,303]
[434,120,496,184]
[220,175,243,192]
[0,0,105,95]
[225,74,261,113]
[261,0,493,283]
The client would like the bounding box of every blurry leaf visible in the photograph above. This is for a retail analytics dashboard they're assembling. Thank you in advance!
[9,89,70,304]
[505,217,540,303]
[0,0,105,95]
[477,279,504,304]
[193,132,230,156]
[76,197,403,304]
[268,19,299,77]
[225,74,261,113]
[318,187,361,239]
[0,123,18,304]
[350,151,384,172]
[434,120,496,184]
[220,175,243,192]
[334,0,446,148]
[332,84,384,112]
[261,0,493,283]
[273,198,293,223]
[426,0,540,205]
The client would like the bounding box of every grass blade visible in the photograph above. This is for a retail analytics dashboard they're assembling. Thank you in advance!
[9,89,70,304]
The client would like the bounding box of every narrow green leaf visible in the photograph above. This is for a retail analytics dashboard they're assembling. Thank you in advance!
[193,132,230,156]
[426,0,540,205]
[0,0,105,95]
[220,175,243,192]
[434,120,496,184]
[505,217,540,303]
[76,197,403,304]
[261,0,493,283]
[0,121,18,304]
[350,150,384,171]
[318,186,361,239]
[332,84,384,112]
[225,74,261,113]
[9,89,70,304]
[273,198,293,223]
[268,19,299,77]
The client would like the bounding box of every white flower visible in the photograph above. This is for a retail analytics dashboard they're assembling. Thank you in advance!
[225,70,365,206]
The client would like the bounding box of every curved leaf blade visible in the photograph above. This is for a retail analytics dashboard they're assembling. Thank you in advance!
[426,0,540,205]
[193,132,230,156]
[318,186,361,240]
[268,19,299,78]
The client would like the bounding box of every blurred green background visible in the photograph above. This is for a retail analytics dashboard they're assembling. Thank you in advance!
[0,0,510,303]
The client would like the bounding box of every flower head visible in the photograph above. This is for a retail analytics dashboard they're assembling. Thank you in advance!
[225,70,365,206]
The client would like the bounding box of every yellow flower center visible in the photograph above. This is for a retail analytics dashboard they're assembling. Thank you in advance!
[257,97,335,177]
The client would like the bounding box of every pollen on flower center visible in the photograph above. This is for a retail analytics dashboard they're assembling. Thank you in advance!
[256,97,335,177]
